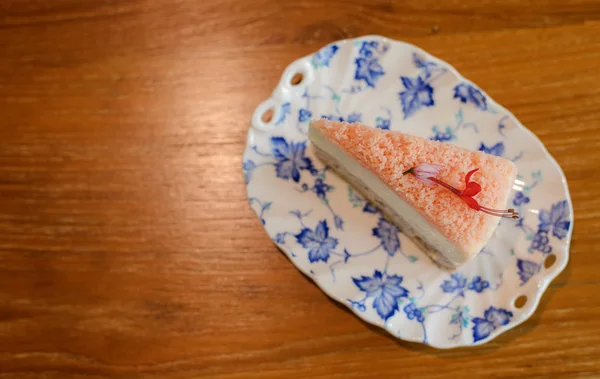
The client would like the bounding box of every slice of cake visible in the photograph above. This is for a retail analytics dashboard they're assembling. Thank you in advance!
[309,119,518,268]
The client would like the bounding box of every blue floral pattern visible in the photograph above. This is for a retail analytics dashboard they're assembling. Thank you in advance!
[311,178,332,199]
[346,112,362,123]
[376,117,390,130]
[298,108,312,122]
[399,76,434,119]
[429,109,478,142]
[295,220,338,263]
[531,230,552,254]
[431,126,456,142]
[479,141,524,162]
[348,186,379,214]
[362,202,378,214]
[396,52,449,119]
[274,102,291,125]
[245,36,572,348]
[441,273,467,294]
[517,259,541,286]
[479,142,505,156]
[413,52,448,80]
[372,217,401,256]
[355,58,385,88]
[312,44,339,68]
[321,112,362,124]
[513,191,530,206]
[348,186,363,208]
[242,160,256,184]
[296,171,344,231]
[472,307,513,342]
[347,41,389,91]
[450,306,470,328]
[271,136,314,183]
[526,200,571,255]
[498,115,509,137]
[353,270,409,320]
[454,83,487,111]
[539,200,571,240]
[413,52,443,79]
[375,107,392,130]
[321,114,344,122]
[441,273,491,296]
[468,277,490,293]
[403,302,425,322]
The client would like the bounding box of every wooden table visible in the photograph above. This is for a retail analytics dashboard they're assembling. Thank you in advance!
[1,1,598,377]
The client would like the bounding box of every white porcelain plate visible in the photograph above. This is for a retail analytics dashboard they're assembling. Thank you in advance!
[243,35,573,348]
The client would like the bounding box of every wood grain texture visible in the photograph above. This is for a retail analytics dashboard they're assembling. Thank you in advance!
[0,0,599,377]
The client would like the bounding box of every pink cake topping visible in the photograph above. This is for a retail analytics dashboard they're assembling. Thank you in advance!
[311,119,517,254]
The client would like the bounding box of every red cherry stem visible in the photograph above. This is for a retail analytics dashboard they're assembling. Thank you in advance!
[427,177,460,195]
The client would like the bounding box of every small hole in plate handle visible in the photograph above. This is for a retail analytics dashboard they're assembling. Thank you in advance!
[514,295,527,309]
[544,254,557,269]
[261,108,274,123]
[290,72,304,86]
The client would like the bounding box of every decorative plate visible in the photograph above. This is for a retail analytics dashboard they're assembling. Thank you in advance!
[243,35,573,348]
